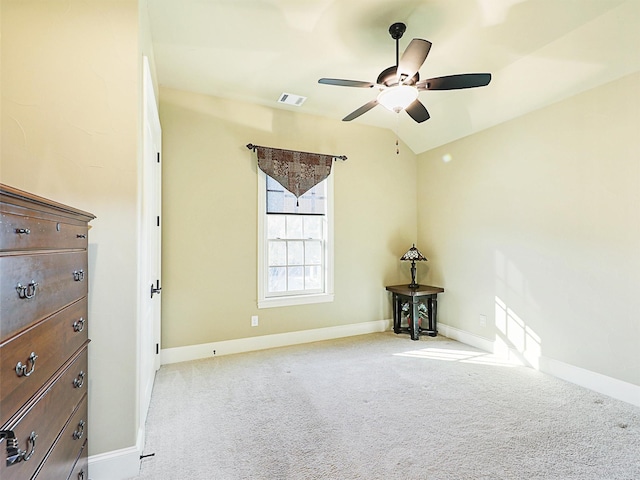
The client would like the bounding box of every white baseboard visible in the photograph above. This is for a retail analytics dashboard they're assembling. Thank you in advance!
[161,319,392,365]
[439,322,640,408]
[437,323,495,353]
[540,356,640,408]
[88,445,140,480]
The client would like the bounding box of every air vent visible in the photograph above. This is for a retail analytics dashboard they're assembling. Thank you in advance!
[278,92,306,107]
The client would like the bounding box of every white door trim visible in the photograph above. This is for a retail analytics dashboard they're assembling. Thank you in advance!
[137,55,162,451]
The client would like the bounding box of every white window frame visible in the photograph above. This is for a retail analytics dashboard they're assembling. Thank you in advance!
[257,169,334,309]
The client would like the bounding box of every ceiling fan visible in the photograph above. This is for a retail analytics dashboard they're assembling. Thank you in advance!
[318,22,491,123]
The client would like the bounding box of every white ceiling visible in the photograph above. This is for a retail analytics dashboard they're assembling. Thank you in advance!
[147,0,640,154]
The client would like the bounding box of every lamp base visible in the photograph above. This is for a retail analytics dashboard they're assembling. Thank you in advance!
[409,262,418,289]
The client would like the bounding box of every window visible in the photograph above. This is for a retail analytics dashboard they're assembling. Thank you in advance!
[258,171,334,308]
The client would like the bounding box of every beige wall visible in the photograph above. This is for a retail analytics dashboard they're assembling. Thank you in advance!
[417,72,640,386]
[160,87,418,348]
[1,0,141,455]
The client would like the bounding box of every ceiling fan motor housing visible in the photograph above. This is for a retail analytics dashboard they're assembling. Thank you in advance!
[377,66,419,87]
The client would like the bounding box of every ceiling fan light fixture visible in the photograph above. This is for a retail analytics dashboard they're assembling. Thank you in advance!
[377,85,418,112]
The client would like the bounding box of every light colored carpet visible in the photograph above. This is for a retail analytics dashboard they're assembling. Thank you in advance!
[131,333,640,479]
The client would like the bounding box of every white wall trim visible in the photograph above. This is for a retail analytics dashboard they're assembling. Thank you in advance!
[437,323,495,353]
[161,319,391,365]
[439,322,640,408]
[88,445,141,480]
[540,356,640,408]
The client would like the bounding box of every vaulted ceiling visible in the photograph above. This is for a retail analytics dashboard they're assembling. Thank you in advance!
[147,0,640,154]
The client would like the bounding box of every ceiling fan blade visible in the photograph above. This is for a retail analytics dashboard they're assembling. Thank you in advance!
[397,39,432,83]
[417,73,492,90]
[342,100,378,121]
[319,78,375,88]
[405,99,430,123]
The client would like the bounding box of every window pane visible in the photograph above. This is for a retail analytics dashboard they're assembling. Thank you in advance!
[266,176,326,215]
[303,216,322,239]
[288,266,304,291]
[266,175,282,190]
[305,266,322,290]
[267,189,285,212]
[282,193,299,212]
[287,241,304,265]
[286,216,303,239]
[268,267,287,292]
[267,215,286,239]
[268,241,286,266]
[305,240,322,264]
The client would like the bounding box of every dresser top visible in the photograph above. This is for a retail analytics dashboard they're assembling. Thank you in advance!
[1,183,96,223]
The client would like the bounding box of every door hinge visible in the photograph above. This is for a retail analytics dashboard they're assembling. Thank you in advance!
[156,343,159,355]
[156,216,160,227]
[150,279,162,298]
[157,152,160,163]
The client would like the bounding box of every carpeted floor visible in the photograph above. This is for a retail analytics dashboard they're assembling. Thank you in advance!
[130,333,640,479]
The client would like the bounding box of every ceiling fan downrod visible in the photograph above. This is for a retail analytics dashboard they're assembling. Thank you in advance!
[389,22,406,67]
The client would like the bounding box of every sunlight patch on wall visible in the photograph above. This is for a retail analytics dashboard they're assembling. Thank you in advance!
[495,296,542,368]
[494,249,542,368]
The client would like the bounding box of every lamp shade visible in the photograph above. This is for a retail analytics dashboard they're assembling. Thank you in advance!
[400,244,427,262]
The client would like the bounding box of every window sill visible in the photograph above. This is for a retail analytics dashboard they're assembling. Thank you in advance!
[258,293,334,309]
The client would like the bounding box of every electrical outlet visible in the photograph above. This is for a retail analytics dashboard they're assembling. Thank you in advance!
[479,314,487,327]
[251,315,259,327]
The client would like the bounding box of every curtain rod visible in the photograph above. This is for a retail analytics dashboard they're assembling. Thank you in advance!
[246,143,347,161]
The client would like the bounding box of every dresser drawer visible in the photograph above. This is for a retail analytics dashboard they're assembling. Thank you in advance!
[0,210,88,252]
[0,298,88,426]
[31,396,88,480]
[0,347,88,480]
[67,439,88,480]
[0,251,88,342]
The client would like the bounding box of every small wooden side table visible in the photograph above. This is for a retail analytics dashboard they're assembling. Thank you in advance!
[385,284,444,340]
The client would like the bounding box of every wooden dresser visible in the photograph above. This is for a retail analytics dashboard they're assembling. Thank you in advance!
[0,184,95,480]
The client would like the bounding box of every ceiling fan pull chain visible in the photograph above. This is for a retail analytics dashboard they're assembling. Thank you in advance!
[396,114,400,155]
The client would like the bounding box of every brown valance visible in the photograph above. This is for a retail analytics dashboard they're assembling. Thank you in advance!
[247,144,346,199]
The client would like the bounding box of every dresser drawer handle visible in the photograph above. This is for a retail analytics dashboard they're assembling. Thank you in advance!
[15,228,31,235]
[1,430,37,465]
[73,420,85,440]
[77,233,87,239]
[22,431,37,462]
[73,269,85,282]
[16,281,39,299]
[15,352,38,377]
[73,371,86,389]
[73,317,86,332]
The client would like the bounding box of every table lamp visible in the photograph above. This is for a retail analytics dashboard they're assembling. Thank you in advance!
[400,244,427,288]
